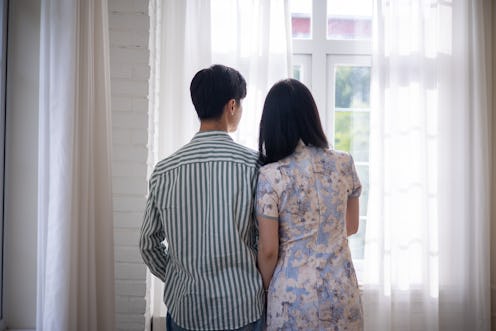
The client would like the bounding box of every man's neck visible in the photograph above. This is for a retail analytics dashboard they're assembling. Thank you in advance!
[199,119,228,132]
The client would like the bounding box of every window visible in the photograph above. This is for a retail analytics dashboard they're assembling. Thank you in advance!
[330,58,370,260]
[290,0,372,275]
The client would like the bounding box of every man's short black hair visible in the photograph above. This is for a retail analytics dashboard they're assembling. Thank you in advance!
[258,79,329,165]
[190,64,247,120]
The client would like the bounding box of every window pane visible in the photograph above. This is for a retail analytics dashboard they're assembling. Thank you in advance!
[332,62,371,262]
[293,64,303,81]
[334,111,369,162]
[349,218,366,259]
[356,164,369,217]
[335,66,370,108]
[327,0,372,40]
[292,54,312,88]
[290,0,312,39]
[348,163,368,260]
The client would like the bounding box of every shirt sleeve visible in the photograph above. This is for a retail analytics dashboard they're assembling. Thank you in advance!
[139,180,169,282]
[255,171,279,220]
[348,154,362,198]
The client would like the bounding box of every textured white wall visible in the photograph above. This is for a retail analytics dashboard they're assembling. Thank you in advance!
[108,1,150,330]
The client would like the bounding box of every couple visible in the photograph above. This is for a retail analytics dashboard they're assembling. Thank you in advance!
[139,64,363,331]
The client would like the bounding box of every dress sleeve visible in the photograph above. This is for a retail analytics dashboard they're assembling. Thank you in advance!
[255,171,279,220]
[348,154,362,198]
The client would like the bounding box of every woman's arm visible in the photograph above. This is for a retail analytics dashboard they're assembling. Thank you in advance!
[346,197,360,236]
[257,216,279,290]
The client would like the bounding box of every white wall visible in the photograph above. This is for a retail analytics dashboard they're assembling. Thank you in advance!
[108,1,150,330]
[4,0,40,328]
[2,1,151,330]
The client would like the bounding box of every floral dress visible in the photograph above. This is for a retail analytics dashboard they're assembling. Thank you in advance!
[256,142,363,330]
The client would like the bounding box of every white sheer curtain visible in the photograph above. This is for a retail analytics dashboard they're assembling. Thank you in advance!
[147,0,291,321]
[210,0,292,149]
[152,0,291,158]
[365,0,492,330]
[37,0,115,330]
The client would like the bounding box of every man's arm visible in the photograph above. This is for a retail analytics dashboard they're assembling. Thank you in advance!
[139,190,169,282]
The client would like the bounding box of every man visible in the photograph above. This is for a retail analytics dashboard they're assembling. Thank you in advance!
[139,64,264,330]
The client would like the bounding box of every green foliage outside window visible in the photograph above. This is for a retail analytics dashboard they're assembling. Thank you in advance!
[334,66,371,162]
[335,66,370,108]
[333,66,371,260]
[334,112,369,162]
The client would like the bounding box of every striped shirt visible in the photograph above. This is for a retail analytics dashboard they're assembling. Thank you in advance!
[139,131,264,330]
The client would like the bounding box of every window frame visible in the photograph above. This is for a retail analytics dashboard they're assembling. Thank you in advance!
[292,0,371,130]
[291,0,372,274]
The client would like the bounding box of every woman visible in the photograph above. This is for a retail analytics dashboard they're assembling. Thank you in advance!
[256,79,363,330]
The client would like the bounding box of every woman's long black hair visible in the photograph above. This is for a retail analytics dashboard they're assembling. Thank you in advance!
[258,79,328,165]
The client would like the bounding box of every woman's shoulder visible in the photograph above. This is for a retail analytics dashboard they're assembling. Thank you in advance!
[317,147,352,162]
[309,148,356,175]
[258,162,288,193]
[259,161,282,177]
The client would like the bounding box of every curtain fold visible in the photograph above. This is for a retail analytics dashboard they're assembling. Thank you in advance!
[437,1,491,329]
[37,0,115,330]
[367,0,491,330]
[210,0,292,149]
[491,1,496,328]
[156,0,211,160]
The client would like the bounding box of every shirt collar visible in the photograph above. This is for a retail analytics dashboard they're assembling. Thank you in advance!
[192,130,234,142]
[295,140,306,153]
